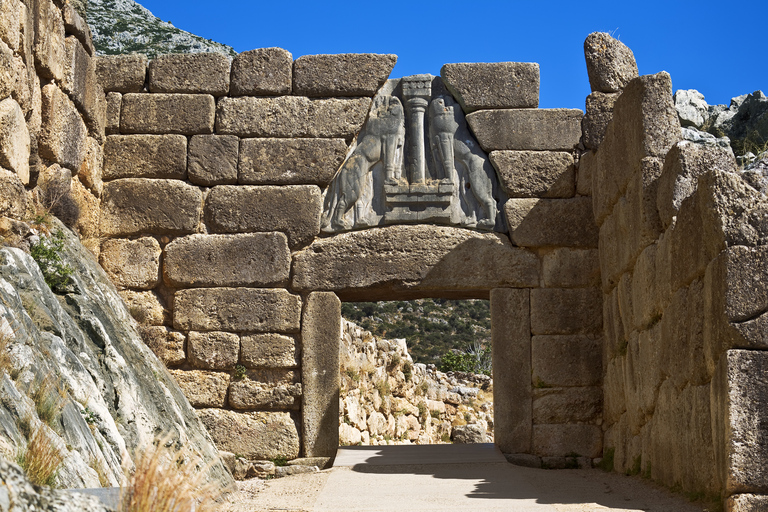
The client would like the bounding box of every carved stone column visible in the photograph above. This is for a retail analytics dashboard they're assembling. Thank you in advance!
[402,75,432,184]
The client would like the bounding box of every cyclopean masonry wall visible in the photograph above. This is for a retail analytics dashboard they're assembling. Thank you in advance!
[93,49,605,466]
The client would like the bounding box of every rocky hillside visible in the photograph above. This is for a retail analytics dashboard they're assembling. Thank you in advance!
[87,0,236,58]
[340,320,493,446]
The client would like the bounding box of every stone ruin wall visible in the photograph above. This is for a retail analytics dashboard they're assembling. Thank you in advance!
[1,2,767,508]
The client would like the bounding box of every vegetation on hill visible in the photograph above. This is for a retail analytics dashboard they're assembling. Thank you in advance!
[341,299,491,373]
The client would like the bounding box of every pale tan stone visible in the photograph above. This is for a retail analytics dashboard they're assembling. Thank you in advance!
[532,387,602,424]
[174,288,301,333]
[170,369,230,408]
[582,92,619,150]
[0,168,26,219]
[188,135,238,186]
[0,0,20,51]
[293,53,396,97]
[94,55,147,93]
[241,333,298,368]
[140,326,185,366]
[120,93,215,135]
[230,48,292,96]
[584,32,638,93]
[188,331,240,370]
[62,36,105,140]
[505,197,598,248]
[196,409,300,460]
[490,150,574,198]
[120,289,167,326]
[577,150,595,196]
[530,288,602,335]
[69,175,100,240]
[727,494,768,512]
[531,335,602,387]
[33,0,65,81]
[238,138,347,186]
[441,62,539,112]
[532,424,602,458]
[0,98,29,184]
[229,369,301,409]
[62,4,93,55]
[78,137,103,196]
[148,53,230,96]
[39,84,87,171]
[99,237,161,290]
[105,92,120,135]
[292,225,539,300]
[466,109,582,152]
[103,135,186,180]
[541,248,600,288]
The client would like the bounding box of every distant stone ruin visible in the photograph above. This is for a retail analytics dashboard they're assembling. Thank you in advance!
[1,4,767,510]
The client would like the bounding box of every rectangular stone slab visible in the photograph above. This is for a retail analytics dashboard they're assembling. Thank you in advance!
[466,109,583,152]
[103,134,187,180]
[238,138,347,186]
[173,287,301,333]
[120,93,215,135]
[441,62,539,112]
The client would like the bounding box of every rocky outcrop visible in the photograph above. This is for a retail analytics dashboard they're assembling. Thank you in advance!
[0,218,233,491]
[339,320,493,446]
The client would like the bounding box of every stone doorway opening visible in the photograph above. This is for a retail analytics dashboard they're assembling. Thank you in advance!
[337,299,495,447]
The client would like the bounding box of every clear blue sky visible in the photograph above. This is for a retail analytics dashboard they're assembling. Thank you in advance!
[137,0,764,110]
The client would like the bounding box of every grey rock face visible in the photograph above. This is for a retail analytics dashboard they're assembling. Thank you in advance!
[741,151,768,195]
[583,32,638,93]
[451,423,488,443]
[674,89,708,128]
[441,62,539,112]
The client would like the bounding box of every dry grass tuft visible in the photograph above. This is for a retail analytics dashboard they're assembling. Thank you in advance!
[17,424,64,487]
[30,372,66,428]
[0,316,15,377]
[119,435,226,512]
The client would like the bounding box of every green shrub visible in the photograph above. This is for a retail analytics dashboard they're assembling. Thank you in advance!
[30,230,73,292]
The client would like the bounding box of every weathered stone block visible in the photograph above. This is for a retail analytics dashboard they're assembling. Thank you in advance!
[174,288,301,333]
[204,185,321,247]
[170,369,230,408]
[466,109,582,152]
[121,290,167,326]
[230,47,292,96]
[492,288,531,454]
[215,96,370,138]
[302,292,341,457]
[727,494,768,512]
[532,424,602,458]
[148,53,230,96]
[532,387,602,424]
[197,409,299,460]
[292,225,539,300]
[99,237,161,290]
[531,335,602,387]
[188,135,238,186]
[62,4,93,55]
[238,138,347,186]
[140,325,185,366]
[582,92,618,150]
[0,39,17,103]
[103,134,187,180]
[441,62,539,112]
[229,369,301,409]
[541,248,600,288]
[121,93,215,135]
[584,32,638,93]
[505,197,598,248]
[100,178,202,236]
[489,150,574,198]
[62,36,105,140]
[105,91,120,135]
[0,0,20,51]
[293,53,396,97]
[94,55,147,93]
[33,0,65,81]
[163,233,290,288]
[241,333,298,368]
[630,243,662,330]
[577,150,595,196]
[188,331,240,370]
[0,98,30,184]
[0,168,27,219]
[530,288,602,335]
[80,137,103,196]
[40,83,87,171]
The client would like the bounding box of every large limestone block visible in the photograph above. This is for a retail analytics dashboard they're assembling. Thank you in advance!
[196,409,300,460]
[0,98,30,183]
[441,62,539,112]
[94,55,147,93]
[0,40,16,103]
[238,138,347,186]
[174,288,301,333]
[120,93,215,135]
[33,0,65,81]
[582,91,619,150]
[163,233,290,288]
[541,248,600,288]
[103,134,187,180]
[489,150,574,198]
[533,424,602,458]
[80,137,103,196]
[230,47,292,96]
[491,288,531,454]
[532,387,602,424]
[505,197,598,248]
[291,225,540,300]
[188,331,240,370]
[592,72,680,225]
[293,53,396,97]
[105,91,120,135]
[583,32,639,93]
[302,292,341,457]
[140,326,185,366]
[656,141,736,229]
[204,185,321,248]
[148,53,230,96]
[100,178,202,236]
[215,96,370,138]
[62,4,93,55]
[188,135,238,186]
[466,109,582,152]
[40,84,87,171]
[99,237,161,289]
[530,288,602,335]
[531,335,602,387]
[62,37,105,140]
[169,370,230,408]
[120,289,168,325]
[241,333,298,368]
[229,369,301,409]
[577,150,595,196]
[727,494,768,511]
[0,168,26,218]
[0,0,20,51]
